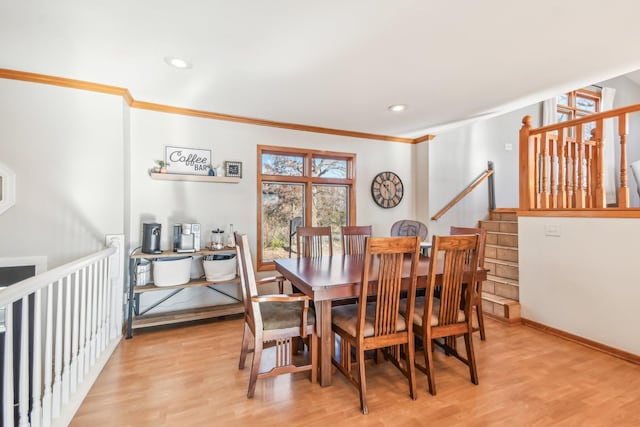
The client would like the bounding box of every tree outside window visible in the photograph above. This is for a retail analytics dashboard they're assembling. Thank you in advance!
[257,146,356,269]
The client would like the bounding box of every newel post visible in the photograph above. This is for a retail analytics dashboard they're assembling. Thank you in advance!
[519,115,535,210]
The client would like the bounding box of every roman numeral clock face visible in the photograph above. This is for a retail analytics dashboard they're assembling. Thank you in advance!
[371,171,404,208]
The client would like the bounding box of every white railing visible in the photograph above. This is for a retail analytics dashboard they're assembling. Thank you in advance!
[1,235,124,427]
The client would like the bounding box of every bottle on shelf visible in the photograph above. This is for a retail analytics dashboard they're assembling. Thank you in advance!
[211,228,224,250]
[226,224,236,248]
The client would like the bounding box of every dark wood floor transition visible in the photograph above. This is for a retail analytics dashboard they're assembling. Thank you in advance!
[71,316,640,426]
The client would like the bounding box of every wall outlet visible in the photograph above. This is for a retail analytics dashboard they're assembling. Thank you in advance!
[505,143,513,151]
[544,224,560,237]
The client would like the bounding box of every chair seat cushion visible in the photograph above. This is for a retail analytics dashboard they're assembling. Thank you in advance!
[260,301,315,330]
[399,297,465,327]
[331,302,407,338]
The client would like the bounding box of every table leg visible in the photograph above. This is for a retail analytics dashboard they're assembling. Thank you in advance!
[316,300,333,387]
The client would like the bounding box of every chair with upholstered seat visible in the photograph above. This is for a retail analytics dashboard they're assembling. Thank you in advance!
[390,220,428,242]
[450,226,488,340]
[340,225,372,255]
[402,234,481,395]
[296,226,333,257]
[235,233,318,398]
[331,236,420,414]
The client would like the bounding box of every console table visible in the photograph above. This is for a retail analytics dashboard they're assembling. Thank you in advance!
[126,248,242,338]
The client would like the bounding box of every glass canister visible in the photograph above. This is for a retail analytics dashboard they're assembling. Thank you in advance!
[211,228,224,250]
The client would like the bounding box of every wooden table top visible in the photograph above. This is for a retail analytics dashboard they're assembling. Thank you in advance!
[275,254,485,301]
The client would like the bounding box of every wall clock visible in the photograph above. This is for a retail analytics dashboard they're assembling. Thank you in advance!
[371,171,404,208]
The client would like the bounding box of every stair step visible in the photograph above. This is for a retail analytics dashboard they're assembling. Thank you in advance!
[481,209,520,323]
[484,258,518,280]
[481,293,521,323]
[489,209,518,222]
[486,231,518,248]
[480,220,518,234]
[486,274,519,287]
[484,275,519,300]
[485,244,518,262]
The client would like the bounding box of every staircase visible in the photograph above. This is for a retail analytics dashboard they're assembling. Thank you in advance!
[478,209,521,323]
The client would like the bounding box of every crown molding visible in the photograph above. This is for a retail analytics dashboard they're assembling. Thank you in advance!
[0,68,435,144]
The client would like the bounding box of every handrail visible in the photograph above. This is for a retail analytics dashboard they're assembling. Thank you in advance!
[0,246,116,307]
[519,101,640,211]
[1,236,124,427]
[432,162,495,221]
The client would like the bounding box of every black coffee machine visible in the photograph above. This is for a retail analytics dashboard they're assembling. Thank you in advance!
[142,223,162,254]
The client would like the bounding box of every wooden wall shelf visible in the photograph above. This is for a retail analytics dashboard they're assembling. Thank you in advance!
[149,172,240,183]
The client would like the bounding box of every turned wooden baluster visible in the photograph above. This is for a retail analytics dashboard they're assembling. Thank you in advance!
[585,142,594,208]
[549,135,559,209]
[558,129,567,208]
[575,125,586,208]
[618,114,630,208]
[568,140,577,208]
[591,122,606,207]
[540,132,550,208]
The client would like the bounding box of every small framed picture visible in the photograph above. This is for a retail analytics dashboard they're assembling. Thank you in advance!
[225,161,243,178]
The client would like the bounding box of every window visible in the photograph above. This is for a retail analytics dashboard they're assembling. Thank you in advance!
[257,146,356,269]
[556,87,602,138]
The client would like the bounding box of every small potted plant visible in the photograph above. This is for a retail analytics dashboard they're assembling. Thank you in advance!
[155,160,169,173]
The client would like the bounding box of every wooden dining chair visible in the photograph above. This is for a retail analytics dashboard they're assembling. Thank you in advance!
[235,233,318,398]
[296,226,333,257]
[340,225,372,255]
[450,226,488,340]
[331,236,420,414]
[402,234,481,395]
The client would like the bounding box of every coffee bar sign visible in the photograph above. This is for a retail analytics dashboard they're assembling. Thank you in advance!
[165,146,211,175]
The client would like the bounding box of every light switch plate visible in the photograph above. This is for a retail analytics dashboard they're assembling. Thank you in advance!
[544,224,560,237]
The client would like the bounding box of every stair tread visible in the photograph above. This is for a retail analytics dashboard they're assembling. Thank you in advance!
[486,274,519,286]
[486,243,518,250]
[481,292,519,305]
[485,257,519,267]
[482,219,517,224]
[486,230,518,236]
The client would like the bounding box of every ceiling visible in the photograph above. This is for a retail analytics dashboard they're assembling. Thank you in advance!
[2,1,640,139]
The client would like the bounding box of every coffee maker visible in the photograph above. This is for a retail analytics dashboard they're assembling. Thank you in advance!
[173,223,201,253]
[141,223,162,254]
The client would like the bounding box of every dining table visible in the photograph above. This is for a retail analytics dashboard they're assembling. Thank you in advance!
[274,253,487,387]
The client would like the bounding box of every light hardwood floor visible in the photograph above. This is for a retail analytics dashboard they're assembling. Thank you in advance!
[71,317,640,426]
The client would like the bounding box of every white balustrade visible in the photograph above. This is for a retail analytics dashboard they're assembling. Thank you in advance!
[0,236,123,427]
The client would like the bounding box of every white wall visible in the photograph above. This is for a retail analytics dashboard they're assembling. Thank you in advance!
[519,216,640,355]
[0,79,126,268]
[129,109,418,311]
[599,75,640,207]
[426,104,539,236]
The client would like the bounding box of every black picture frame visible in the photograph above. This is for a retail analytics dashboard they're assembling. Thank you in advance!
[225,161,243,178]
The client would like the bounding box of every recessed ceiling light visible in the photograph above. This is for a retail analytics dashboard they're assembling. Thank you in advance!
[388,104,407,112]
[164,56,192,69]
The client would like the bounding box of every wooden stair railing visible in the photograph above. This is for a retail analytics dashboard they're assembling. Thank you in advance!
[519,104,640,210]
[432,162,495,221]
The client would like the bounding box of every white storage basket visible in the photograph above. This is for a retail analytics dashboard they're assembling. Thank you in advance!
[202,253,237,282]
[152,256,192,287]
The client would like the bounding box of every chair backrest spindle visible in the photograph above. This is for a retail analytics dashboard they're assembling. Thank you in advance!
[296,226,333,257]
[341,225,372,255]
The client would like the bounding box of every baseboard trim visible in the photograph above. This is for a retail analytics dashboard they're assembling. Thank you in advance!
[485,312,521,325]
[521,318,640,366]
